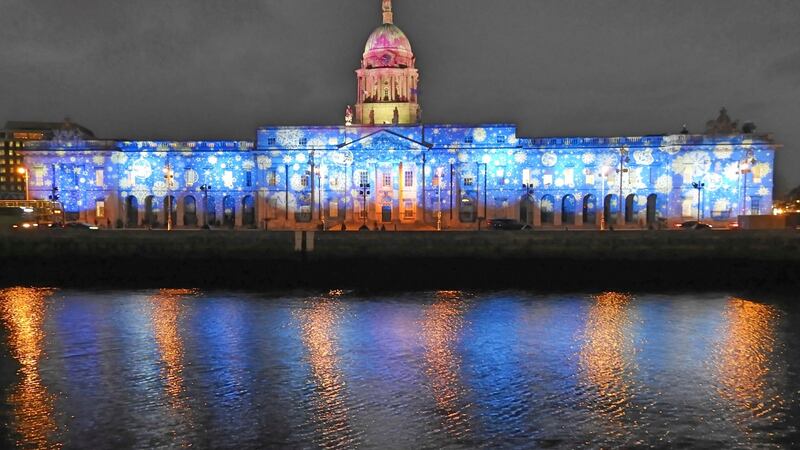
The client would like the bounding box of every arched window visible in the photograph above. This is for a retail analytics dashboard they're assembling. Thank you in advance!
[604,194,618,226]
[144,195,156,226]
[562,195,576,225]
[183,196,197,227]
[540,194,555,225]
[206,196,217,226]
[583,194,596,226]
[646,194,658,227]
[242,195,255,227]
[625,194,638,224]
[125,196,138,227]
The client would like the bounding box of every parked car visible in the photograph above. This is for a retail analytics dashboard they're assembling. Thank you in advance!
[10,221,39,231]
[675,220,712,230]
[487,218,527,230]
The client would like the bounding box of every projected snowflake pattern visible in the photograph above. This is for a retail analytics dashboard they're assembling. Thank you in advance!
[20,125,774,226]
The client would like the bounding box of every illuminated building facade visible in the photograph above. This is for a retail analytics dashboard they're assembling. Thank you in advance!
[16,1,777,229]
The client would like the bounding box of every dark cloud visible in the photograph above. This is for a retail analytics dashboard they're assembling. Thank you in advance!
[1,0,799,193]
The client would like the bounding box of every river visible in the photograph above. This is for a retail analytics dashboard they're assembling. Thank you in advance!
[0,288,797,448]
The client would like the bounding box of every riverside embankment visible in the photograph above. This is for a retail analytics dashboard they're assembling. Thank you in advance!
[2,230,799,291]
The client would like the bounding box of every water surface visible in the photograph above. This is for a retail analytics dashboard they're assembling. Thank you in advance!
[0,288,798,448]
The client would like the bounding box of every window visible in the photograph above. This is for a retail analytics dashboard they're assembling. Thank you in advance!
[403,200,414,219]
[329,201,339,218]
[267,137,276,146]
[404,170,413,187]
[522,169,531,185]
[464,136,474,144]
[95,169,104,186]
[496,136,506,144]
[359,170,369,187]
[301,174,309,188]
[246,171,252,187]
[329,174,340,188]
[382,173,392,187]
[563,168,574,186]
[184,169,195,187]
[586,173,595,186]
[0,167,4,173]
[463,176,474,186]
[543,174,553,186]
[95,200,105,218]
[299,138,308,146]
[267,169,278,186]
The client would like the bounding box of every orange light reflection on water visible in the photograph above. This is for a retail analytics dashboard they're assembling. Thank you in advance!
[578,292,635,431]
[715,297,783,423]
[0,287,60,449]
[421,290,471,439]
[296,295,353,449]
[151,289,197,404]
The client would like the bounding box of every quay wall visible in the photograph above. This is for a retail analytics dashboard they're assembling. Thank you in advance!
[2,230,799,291]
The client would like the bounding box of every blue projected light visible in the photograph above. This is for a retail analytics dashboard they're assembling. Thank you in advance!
[20,123,775,228]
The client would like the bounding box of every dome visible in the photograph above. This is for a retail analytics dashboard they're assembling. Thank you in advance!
[364,24,413,56]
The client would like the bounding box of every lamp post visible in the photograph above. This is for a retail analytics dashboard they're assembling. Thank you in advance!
[436,167,444,231]
[359,181,370,230]
[739,150,755,216]
[163,163,174,231]
[16,167,29,201]
[200,184,212,229]
[692,181,705,221]
[616,146,630,226]
[599,165,611,230]
[316,165,326,230]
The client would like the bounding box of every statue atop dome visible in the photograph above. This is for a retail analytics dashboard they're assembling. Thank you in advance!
[382,0,393,24]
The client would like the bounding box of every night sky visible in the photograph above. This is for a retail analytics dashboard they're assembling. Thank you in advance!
[1,0,798,194]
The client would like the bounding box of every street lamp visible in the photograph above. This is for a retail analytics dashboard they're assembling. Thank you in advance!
[692,182,705,221]
[616,147,630,225]
[200,183,212,229]
[739,150,756,216]
[358,181,370,230]
[599,165,611,230]
[163,163,174,231]
[16,167,29,201]
[435,167,444,231]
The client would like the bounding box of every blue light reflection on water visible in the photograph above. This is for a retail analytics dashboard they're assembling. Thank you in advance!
[0,288,797,449]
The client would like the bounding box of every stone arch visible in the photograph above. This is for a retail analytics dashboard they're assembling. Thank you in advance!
[242,195,255,227]
[183,195,198,227]
[540,194,555,225]
[583,194,596,226]
[561,194,576,225]
[646,194,658,227]
[125,195,138,227]
[625,193,638,224]
[223,195,235,228]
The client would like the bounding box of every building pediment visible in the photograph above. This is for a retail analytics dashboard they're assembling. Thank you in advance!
[337,129,430,153]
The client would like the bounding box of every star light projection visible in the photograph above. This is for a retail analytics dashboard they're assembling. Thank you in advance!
[19,122,775,229]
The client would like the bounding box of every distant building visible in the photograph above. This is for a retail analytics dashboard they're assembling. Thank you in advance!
[16,1,778,229]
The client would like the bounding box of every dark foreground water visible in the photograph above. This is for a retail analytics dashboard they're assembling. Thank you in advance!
[0,289,798,449]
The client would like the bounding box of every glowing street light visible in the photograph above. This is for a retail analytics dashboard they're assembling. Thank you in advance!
[16,167,29,201]
[692,182,705,222]
[163,164,174,231]
[599,165,612,230]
